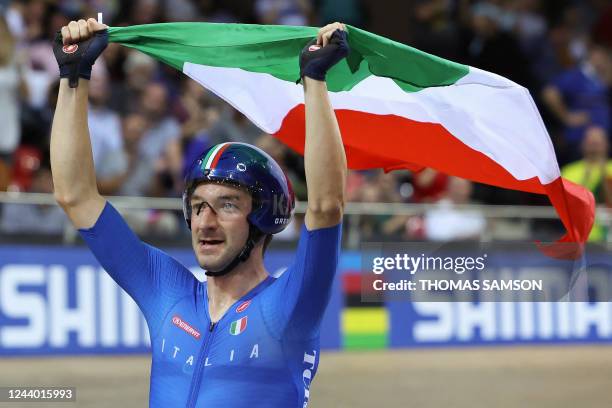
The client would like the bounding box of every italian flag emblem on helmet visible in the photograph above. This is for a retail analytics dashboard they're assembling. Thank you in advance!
[229,316,248,335]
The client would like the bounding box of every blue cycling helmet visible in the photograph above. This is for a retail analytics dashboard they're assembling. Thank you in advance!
[183,142,295,276]
[183,142,294,233]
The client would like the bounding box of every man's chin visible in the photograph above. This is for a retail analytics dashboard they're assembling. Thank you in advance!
[195,245,244,274]
[198,255,234,274]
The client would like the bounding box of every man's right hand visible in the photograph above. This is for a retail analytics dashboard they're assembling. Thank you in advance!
[53,18,108,88]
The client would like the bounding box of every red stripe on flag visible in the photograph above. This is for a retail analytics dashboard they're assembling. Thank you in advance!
[274,105,594,251]
[540,178,595,258]
[275,105,545,193]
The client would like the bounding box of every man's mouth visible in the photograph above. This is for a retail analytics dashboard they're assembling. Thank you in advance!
[198,239,224,250]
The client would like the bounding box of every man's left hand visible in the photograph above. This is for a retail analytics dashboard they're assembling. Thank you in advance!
[299,22,349,82]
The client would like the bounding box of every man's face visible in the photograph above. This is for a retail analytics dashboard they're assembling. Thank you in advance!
[190,183,253,272]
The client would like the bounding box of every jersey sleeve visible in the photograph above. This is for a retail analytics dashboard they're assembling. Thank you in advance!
[79,202,198,338]
[261,222,342,340]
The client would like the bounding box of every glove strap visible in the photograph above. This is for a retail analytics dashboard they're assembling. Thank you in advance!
[54,32,99,88]
[66,60,80,88]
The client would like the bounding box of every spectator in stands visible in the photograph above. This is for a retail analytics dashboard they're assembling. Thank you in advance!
[509,0,558,86]
[255,0,311,26]
[592,3,612,49]
[134,82,180,196]
[411,0,462,60]
[317,0,366,27]
[21,0,60,78]
[208,104,262,146]
[512,0,548,53]
[87,74,126,195]
[162,0,201,22]
[0,13,28,173]
[0,161,66,234]
[542,42,611,162]
[164,79,220,197]
[116,112,181,236]
[116,112,149,197]
[561,126,612,241]
[3,1,26,43]
[424,177,487,241]
[558,2,596,64]
[353,175,386,240]
[129,0,163,26]
[119,81,181,237]
[461,0,534,89]
[350,171,405,241]
[93,123,132,196]
[192,0,256,23]
[109,49,157,114]
[411,168,449,203]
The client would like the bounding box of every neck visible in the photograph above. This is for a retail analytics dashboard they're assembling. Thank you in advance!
[206,250,268,322]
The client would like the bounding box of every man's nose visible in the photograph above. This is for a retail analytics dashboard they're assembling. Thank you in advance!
[194,204,219,229]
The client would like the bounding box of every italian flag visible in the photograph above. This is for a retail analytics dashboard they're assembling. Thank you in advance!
[108,23,595,251]
[230,316,248,335]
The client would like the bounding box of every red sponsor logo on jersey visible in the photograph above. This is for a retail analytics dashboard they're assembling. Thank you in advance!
[308,44,321,52]
[172,315,201,340]
[62,44,79,54]
[236,300,252,313]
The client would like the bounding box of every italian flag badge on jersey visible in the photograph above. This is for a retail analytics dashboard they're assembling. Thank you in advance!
[230,317,248,335]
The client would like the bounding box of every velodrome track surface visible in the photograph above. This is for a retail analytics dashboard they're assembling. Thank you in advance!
[1,346,611,407]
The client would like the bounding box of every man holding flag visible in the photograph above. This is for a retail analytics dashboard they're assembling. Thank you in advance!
[50,17,348,407]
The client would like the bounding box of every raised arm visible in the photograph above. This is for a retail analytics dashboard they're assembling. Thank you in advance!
[51,18,108,228]
[253,24,350,339]
[301,23,349,230]
[49,20,197,332]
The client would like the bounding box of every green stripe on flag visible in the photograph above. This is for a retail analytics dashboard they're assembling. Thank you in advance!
[108,23,316,78]
[345,25,469,92]
[108,23,469,93]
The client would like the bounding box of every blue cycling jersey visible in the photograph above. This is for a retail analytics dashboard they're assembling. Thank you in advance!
[79,202,341,407]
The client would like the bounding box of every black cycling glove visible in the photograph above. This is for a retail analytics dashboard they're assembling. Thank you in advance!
[52,29,108,88]
[298,29,349,82]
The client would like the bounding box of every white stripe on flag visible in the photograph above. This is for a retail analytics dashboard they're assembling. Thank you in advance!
[184,63,560,184]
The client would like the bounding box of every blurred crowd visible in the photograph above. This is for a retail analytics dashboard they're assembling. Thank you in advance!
[0,0,610,243]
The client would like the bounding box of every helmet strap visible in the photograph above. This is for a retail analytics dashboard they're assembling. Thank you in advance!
[204,224,264,277]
